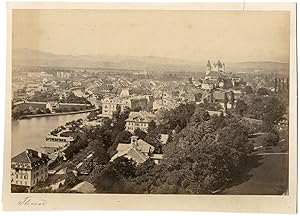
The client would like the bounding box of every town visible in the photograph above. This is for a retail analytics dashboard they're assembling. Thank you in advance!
[11,60,289,194]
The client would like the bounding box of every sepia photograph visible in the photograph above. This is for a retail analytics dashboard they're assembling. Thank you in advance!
[3,2,297,213]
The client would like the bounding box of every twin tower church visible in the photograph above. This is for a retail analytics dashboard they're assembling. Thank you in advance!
[206,60,226,75]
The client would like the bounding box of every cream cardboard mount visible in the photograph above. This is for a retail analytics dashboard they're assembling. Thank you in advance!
[2,2,297,213]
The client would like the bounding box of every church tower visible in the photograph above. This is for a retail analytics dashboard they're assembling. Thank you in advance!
[206,60,211,75]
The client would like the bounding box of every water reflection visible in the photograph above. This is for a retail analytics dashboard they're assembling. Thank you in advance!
[11,113,89,157]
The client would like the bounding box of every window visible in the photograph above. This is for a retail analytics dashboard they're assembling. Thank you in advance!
[16,174,18,179]
[16,181,18,184]
[24,175,28,179]
[25,182,27,186]
[20,181,22,185]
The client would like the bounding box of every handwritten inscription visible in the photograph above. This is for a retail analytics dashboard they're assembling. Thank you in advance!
[18,196,47,206]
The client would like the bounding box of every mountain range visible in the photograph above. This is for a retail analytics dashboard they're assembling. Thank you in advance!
[12,48,289,74]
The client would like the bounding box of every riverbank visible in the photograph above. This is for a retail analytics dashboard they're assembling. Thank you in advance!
[12,112,90,157]
[18,108,99,120]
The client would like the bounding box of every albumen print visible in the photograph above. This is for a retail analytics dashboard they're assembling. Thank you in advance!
[3,3,297,213]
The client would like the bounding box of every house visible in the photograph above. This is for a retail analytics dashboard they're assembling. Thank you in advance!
[97,83,113,95]
[125,111,155,133]
[201,82,215,91]
[101,97,128,118]
[42,134,74,155]
[25,88,36,97]
[45,102,53,113]
[160,134,169,145]
[47,151,66,173]
[47,101,60,112]
[101,96,153,118]
[120,88,131,97]
[150,154,164,165]
[56,71,70,79]
[42,78,48,85]
[11,149,50,187]
[70,181,96,193]
[72,81,82,87]
[207,110,224,116]
[111,136,160,164]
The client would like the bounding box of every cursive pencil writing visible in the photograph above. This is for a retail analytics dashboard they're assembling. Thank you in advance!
[18,196,47,206]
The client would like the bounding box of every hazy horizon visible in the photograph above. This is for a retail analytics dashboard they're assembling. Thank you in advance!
[13,47,290,64]
[13,10,290,63]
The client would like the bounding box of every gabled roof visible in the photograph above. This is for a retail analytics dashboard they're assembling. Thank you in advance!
[160,134,169,145]
[126,111,154,123]
[116,143,132,152]
[97,84,113,92]
[150,154,164,160]
[11,149,49,169]
[214,91,226,100]
[111,138,154,164]
[127,147,149,164]
[136,139,154,153]
[111,144,132,162]
[71,181,96,193]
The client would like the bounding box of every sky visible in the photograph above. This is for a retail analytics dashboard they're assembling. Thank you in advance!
[12,9,290,63]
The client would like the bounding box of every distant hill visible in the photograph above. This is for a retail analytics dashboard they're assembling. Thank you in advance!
[12,48,289,74]
[228,61,289,75]
[12,48,205,72]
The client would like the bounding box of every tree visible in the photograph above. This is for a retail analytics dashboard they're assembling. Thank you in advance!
[245,96,265,119]
[134,128,147,140]
[87,110,99,120]
[224,92,228,112]
[257,87,269,96]
[90,139,110,165]
[243,85,253,94]
[94,157,137,193]
[262,96,285,125]
[159,103,196,133]
[190,107,210,124]
[147,120,157,132]
[132,106,142,112]
[278,78,282,92]
[229,91,235,108]
[108,130,132,157]
[235,99,247,116]
[112,104,121,120]
[45,108,51,113]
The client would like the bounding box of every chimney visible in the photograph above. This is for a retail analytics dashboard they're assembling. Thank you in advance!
[131,136,138,147]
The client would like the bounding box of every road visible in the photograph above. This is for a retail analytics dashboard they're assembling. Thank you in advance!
[222,146,288,195]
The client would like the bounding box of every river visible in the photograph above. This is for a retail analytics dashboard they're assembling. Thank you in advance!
[11,112,89,157]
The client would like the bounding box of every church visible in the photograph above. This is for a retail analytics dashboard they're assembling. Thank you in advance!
[202,60,231,90]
